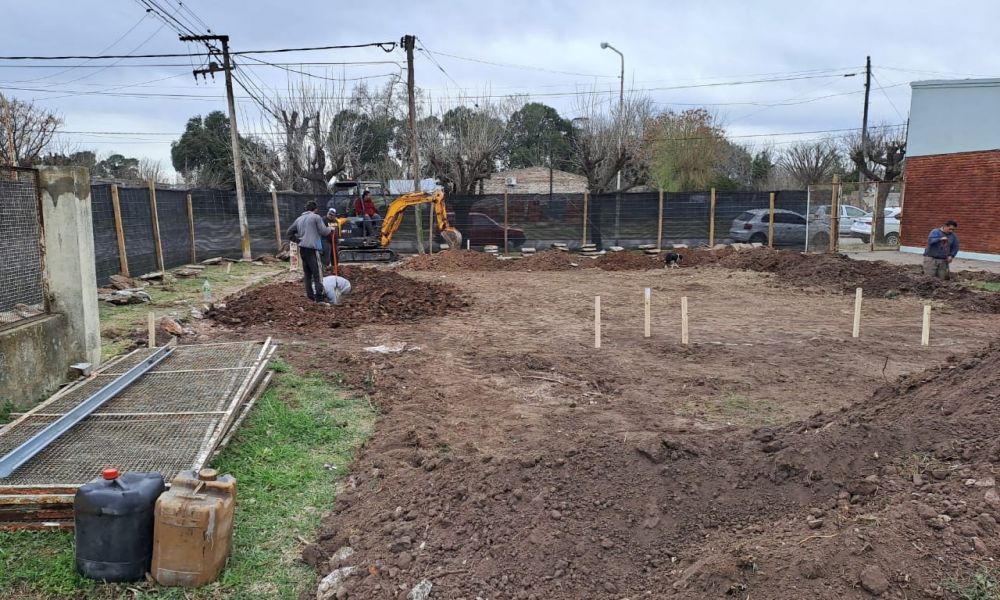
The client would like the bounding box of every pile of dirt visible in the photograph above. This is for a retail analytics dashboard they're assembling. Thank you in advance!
[403,250,509,272]
[402,249,669,273]
[595,251,664,271]
[209,266,468,331]
[704,247,1000,313]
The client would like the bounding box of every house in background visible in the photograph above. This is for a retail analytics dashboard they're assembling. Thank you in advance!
[480,166,587,195]
[901,79,1000,260]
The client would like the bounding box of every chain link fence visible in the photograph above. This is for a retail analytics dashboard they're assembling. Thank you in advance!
[0,167,46,326]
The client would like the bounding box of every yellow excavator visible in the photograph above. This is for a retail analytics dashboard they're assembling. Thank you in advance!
[336,190,463,262]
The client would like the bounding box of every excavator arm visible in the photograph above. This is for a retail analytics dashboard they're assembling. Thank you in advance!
[380,190,463,249]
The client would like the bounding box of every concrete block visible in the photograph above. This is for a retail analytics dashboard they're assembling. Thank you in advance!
[0,314,71,407]
[38,167,101,368]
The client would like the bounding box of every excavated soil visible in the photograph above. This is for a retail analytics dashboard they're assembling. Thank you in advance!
[402,249,664,272]
[240,265,1000,600]
[208,266,468,331]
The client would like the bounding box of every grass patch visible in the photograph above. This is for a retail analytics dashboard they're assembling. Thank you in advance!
[682,392,781,427]
[0,400,14,425]
[968,281,1000,293]
[0,365,374,600]
[943,568,1000,600]
[99,262,285,360]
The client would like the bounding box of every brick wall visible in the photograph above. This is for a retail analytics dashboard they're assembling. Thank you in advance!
[901,149,1000,254]
[481,167,587,194]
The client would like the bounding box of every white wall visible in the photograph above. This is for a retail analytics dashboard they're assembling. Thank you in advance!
[908,79,1000,157]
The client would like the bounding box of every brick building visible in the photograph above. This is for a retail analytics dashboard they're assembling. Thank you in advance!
[901,79,1000,260]
[480,167,587,195]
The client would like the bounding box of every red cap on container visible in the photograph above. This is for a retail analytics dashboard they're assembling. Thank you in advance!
[102,468,119,480]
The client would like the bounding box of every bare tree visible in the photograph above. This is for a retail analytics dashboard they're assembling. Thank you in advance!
[419,96,519,195]
[845,124,906,241]
[0,93,62,167]
[138,158,165,183]
[777,140,843,188]
[569,91,652,194]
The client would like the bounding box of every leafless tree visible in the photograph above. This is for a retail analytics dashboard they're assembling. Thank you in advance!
[0,94,62,167]
[777,140,844,188]
[569,91,652,194]
[419,96,519,194]
[845,124,906,240]
[138,158,165,183]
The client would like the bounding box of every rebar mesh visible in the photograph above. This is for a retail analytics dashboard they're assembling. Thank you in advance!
[0,167,45,326]
[0,341,267,487]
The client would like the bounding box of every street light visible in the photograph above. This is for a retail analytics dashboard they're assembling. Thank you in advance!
[601,42,624,243]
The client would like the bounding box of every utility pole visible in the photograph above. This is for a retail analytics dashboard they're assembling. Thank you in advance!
[402,34,425,253]
[180,34,252,260]
[861,55,873,246]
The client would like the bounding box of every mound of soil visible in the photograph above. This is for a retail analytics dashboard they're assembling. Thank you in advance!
[403,250,509,272]
[209,266,468,331]
[402,249,669,273]
[704,247,1000,313]
[594,251,664,271]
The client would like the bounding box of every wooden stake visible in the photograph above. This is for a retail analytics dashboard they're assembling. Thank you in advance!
[110,184,129,277]
[831,174,841,252]
[657,187,664,251]
[644,288,651,338]
[921,305,931,346]
[147,312,156,348]
[708,188,717,248]
[503,188,509,256]
[466,239,470,250]
[148,181,164,272]
[594,296,601,349]
[582,191,589,246]
[186,193,196,263]
[853,287,863,338]
[271,190,282,251]
[768,192,775,249]
[681,296,689,345]
[225,261,232,274]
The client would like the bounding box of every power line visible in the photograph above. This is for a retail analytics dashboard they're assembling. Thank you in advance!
[416,39,461,89]
[0,42,398,61]
[237,54,403,83]
[871,72,906,121]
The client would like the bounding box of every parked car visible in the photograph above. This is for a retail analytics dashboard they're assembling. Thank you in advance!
[850,207,902,245]
[438,212,526,249]
[730,209,813,246]
[812,204,872,239]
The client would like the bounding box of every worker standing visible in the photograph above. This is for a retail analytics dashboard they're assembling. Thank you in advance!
[923,219,959,280]
[355,190,380,238]
[286,201,331,302]
[320,208,338,270]
[321,274,352,305]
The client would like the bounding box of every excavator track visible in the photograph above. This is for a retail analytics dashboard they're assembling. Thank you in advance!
[337,248,398,263]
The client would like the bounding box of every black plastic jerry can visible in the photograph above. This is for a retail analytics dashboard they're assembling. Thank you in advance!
[74,468,165,582]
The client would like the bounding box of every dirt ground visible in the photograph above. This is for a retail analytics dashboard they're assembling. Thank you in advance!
[204,252,1000,599]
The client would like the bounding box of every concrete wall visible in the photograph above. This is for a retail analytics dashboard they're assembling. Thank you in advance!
[908,79,1000,157]
[0,166,101,407]
[0,315,71,408]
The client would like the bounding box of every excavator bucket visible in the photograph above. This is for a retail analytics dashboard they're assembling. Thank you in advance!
[441,229,463,249]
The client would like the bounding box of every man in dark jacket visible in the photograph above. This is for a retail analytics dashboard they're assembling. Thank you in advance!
[286,201,332,301]
[923,219,959,280]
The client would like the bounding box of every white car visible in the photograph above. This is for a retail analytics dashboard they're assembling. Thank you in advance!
[812,204,871,238]
[850,208,902,245]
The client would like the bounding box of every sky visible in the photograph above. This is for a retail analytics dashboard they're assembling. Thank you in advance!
[2,0,998,178]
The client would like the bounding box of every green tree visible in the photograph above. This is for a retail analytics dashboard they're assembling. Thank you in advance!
[504,102,575,171]
[171,111,266,189]
[647,108,729,192]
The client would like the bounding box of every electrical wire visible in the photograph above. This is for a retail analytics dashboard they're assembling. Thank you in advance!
[0,42,398,61]
[871,72,906,121]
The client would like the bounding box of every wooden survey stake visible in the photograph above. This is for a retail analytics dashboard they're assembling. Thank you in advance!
[594,296,601,349]
[147,312,156,348]
[644,288,651,338]
[681,297,689,345]
[921,305,931,346]
[853,287,863,338]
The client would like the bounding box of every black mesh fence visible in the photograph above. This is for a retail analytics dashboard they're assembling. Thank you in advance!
[247,192,279,255]
[0,167,45,326]
[90,184,121,286]
[191,189,242,259]
[117,186,158,277]
[155,189,192,270]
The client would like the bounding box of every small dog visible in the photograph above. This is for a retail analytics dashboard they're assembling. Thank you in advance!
[664,252,682,268]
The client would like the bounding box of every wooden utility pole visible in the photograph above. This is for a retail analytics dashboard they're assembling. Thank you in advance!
[180,34,251,260]
[402,34,425,253]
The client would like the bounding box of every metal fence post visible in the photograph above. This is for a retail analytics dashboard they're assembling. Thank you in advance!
[708,187,716,247]
[582,191,589,246]
[271,190,281,251]
[831,174,841,253]
[186,193,196,263]
[768,192,775,248]
[148,181,164,272]
[503,187,509,256]
[110,184,129,277]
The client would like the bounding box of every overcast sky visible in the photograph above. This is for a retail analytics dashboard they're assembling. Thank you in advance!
[3,1,998,177]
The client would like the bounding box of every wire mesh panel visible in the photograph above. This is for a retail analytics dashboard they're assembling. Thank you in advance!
[89,184,121,286]
[117,186,158,276]
[246,191,280,255]
[155,189,193,269]
[191,189,242,258]
[0,167,45,326]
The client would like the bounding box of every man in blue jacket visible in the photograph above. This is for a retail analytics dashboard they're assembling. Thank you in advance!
[286,201,332,301]
[923,220,959,280]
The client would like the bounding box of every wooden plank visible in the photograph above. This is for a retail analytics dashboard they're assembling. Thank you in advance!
[657,188,664,250]
[582,191,589,246]
[187,193,196,263]
[148,181,164,272]
[768,192,775,249]
[271,190,281,251]
[110,184,129,277]
[708,187,716,247]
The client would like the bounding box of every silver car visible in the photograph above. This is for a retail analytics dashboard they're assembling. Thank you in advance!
[729,209,809,246]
